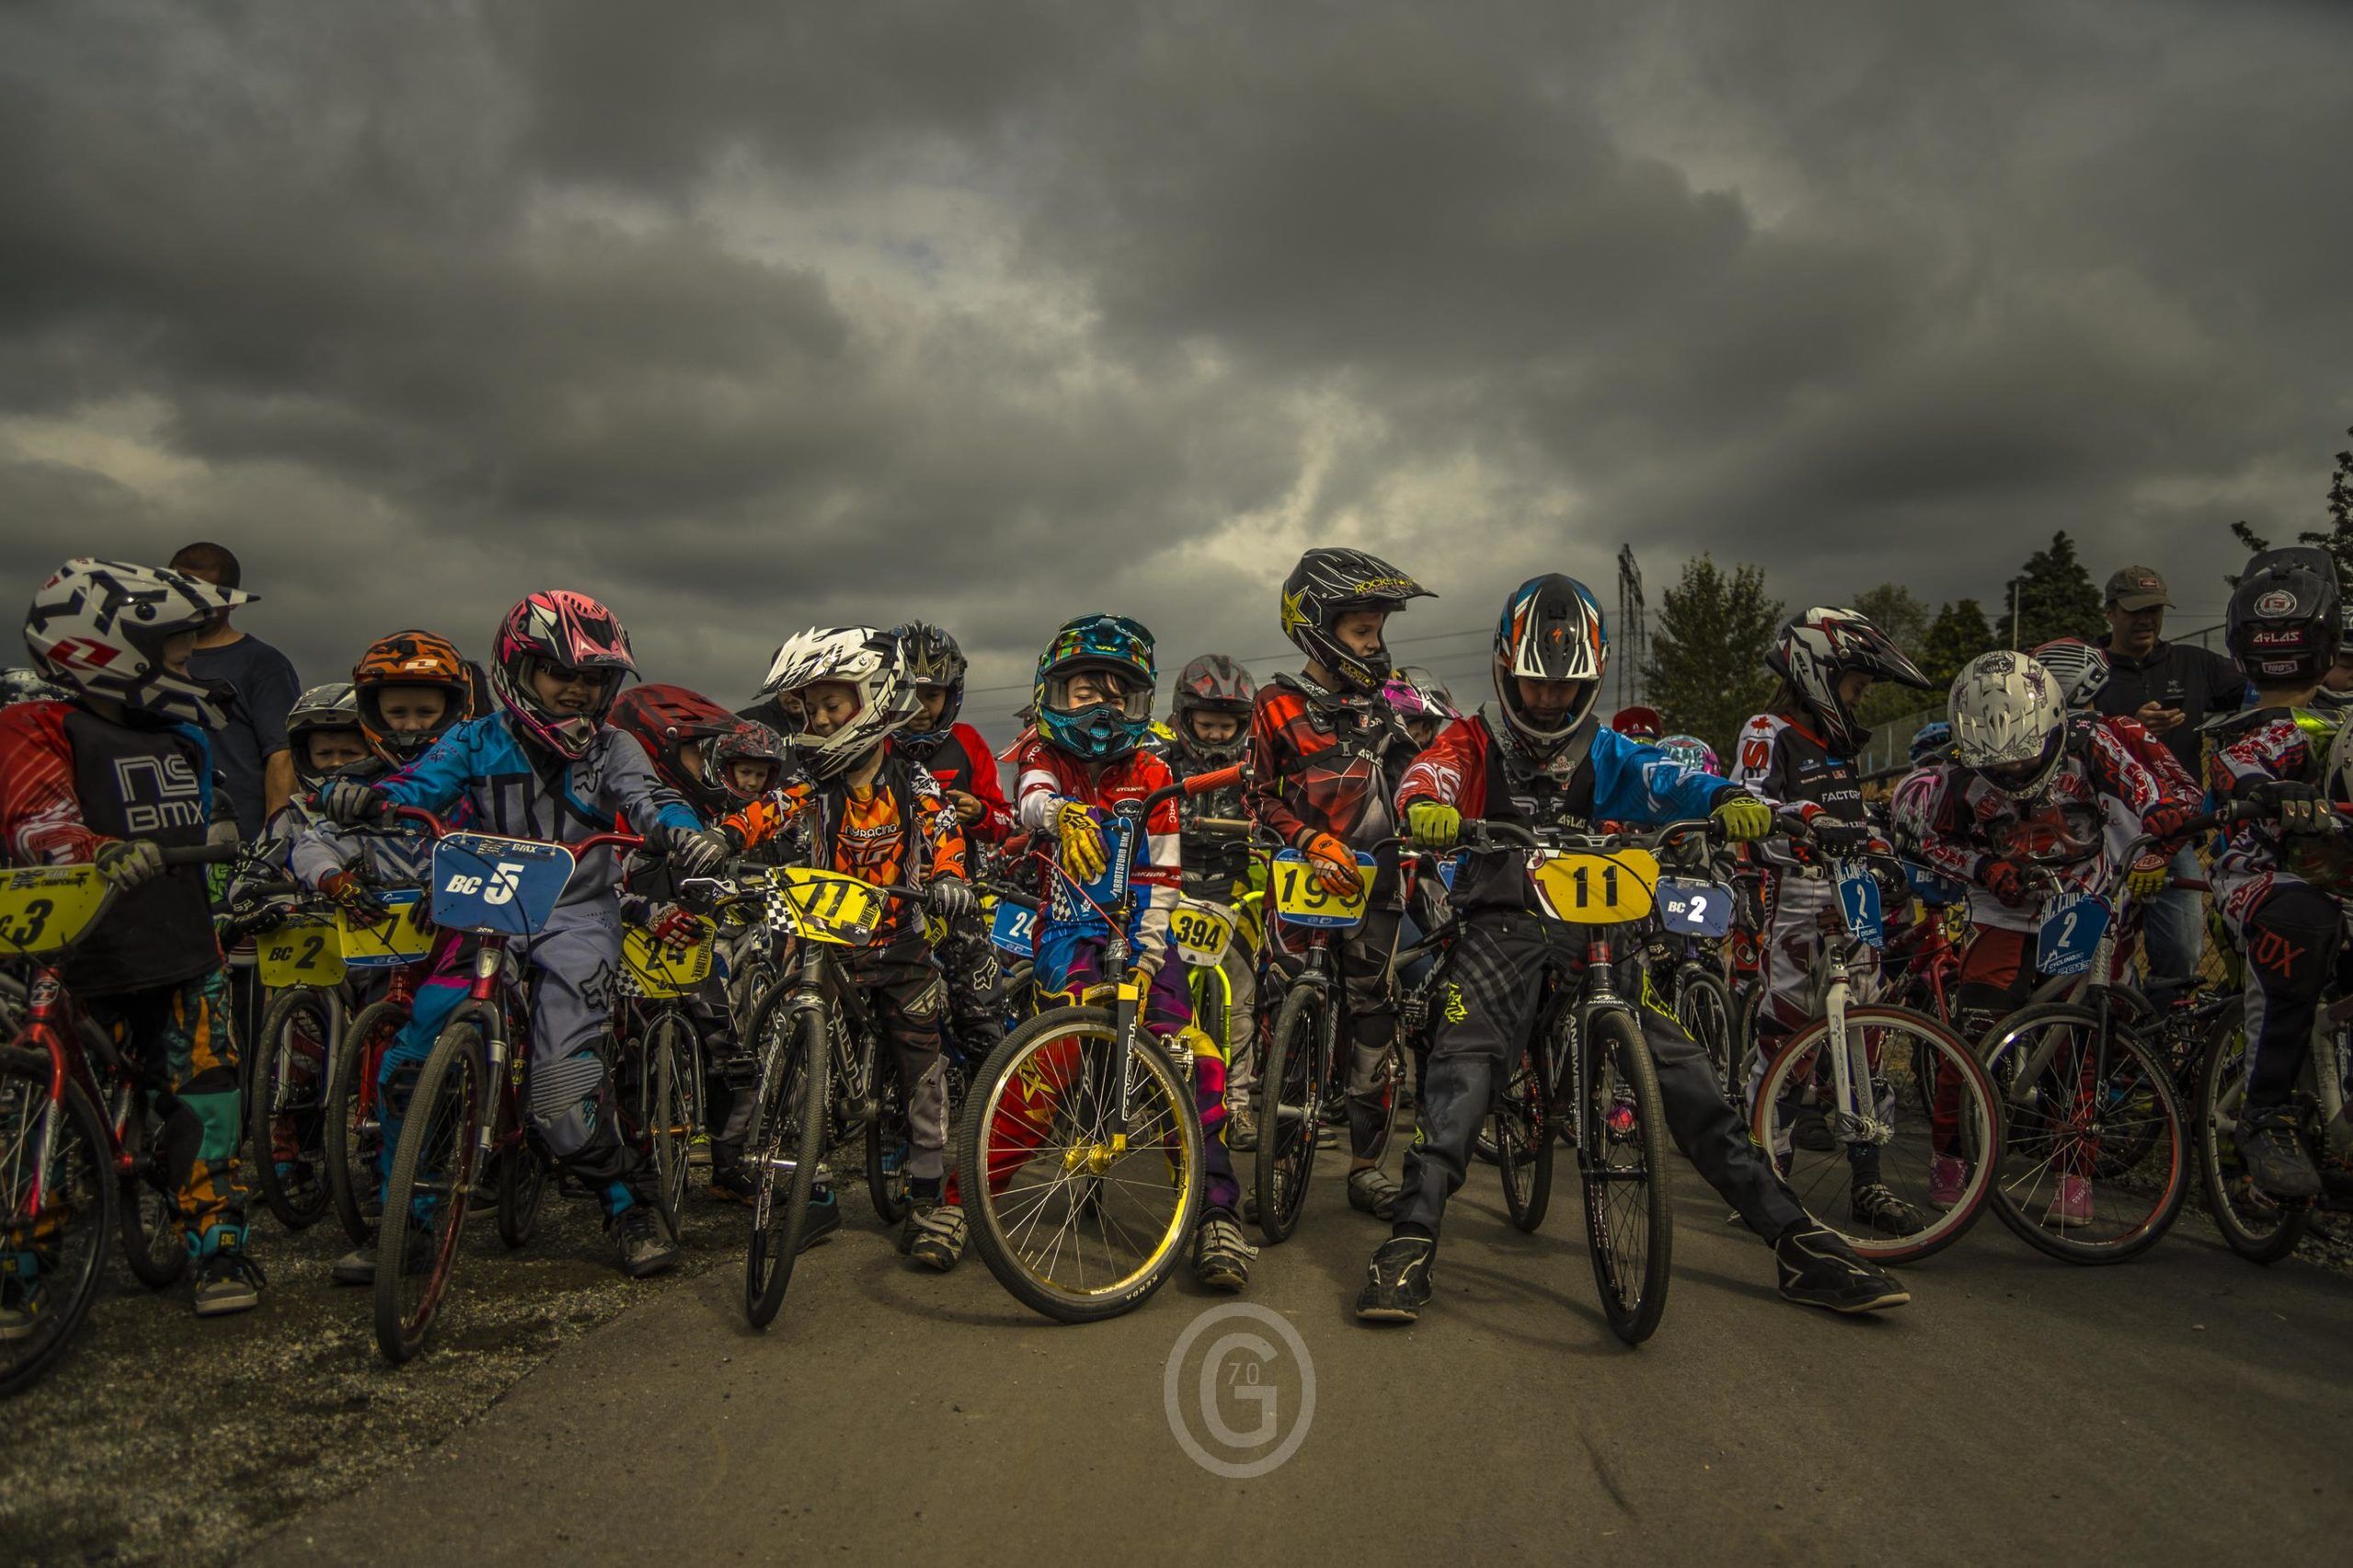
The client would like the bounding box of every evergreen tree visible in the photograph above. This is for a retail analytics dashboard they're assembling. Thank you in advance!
[1846,584,1936,734]
[1995,530,2105,650]
[1642,556,1782,757]
[1917,598,1995,688]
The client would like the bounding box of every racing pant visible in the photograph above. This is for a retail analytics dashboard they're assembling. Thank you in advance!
[931,906,1006,1063]
[84,966,247,1261]
[949,920,1239,1216]
[380,902,642,1213]
[1393,908,1807,1243]
[2222,878,2348,1115]
[2140,846,2207,1003]
[840,934,952,1186]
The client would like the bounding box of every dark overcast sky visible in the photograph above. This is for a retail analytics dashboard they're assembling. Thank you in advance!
[5,1,2349,736]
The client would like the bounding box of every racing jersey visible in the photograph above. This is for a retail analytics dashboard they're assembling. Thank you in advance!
[289,756,440,892]
[2205,706,2353,916]
[1246,673,1417,857]
[0,699,228,994]
[1396,713,1734,912]
[781,751,966,941]
[1012,738,1181,947]
[905,722,1013,845]
[1906,720,2195,934]
[374,713,699,907]
[1154,741,1254,898]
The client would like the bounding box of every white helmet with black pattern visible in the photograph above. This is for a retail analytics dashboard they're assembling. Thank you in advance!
[756,627,919,780]
[24,558,251,729]
[1766,608,1932,756]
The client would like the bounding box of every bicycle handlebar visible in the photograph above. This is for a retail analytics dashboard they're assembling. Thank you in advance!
[1466,817,1721,855]
[388,802,645,858]
[158,843,246,868]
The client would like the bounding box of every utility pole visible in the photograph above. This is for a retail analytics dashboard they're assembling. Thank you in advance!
[1616,544,1647,710]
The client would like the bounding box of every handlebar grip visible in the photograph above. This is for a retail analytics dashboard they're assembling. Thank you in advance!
[159,843,244,868]
[1192,816,1254,834]
[1181,764,1246,798]
[984,886,1041,912]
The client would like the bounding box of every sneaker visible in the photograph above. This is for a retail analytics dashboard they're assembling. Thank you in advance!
[1773,1222,1910,1314]
[708,1165,757,1206]
[1191,1213,1253,1291]
[1354,1235,1435,1323]
[1226,1104,1257,1153]
[331,1246,376,1287]
[1927,1154,1968,1209]
[900,1201,965,1271]
[1347,1166,1400,1220]
[2236,1108,2322,1201]
[613,1205,676,1279]
[1849,1182,1926,1238]
[0,1258,35,1343]
[799,1187,843,1251]
[2044,1174,2094,1228]
[192,1244,267,1318]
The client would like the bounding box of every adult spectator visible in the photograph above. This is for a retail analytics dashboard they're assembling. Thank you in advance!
[2092,564,2244,999]
[168,542,301,838]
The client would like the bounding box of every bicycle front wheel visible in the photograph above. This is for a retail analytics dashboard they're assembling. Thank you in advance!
[2196,1011,2308,1264]
[1981,1003,2188,1264]
[646,1010,698,1241]
[1,1050,115,1397]
[1578,1009,1671,1345]
[1253,983,1328,1244]
[375,1022,485,1364]
[745,995,826,1329]
[961,1007,1201,1323]
[326,998,403,1248]
[249,985,335,1231]
[1674,966,1738,1101]
[117,1091,187,1290]
[1752,1005,1999,1263]
[1494,1040,1553,1233]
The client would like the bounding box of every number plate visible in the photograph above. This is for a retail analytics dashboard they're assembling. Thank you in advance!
[1270,849,1376,928]
[0,866,109,958]
[1836,868,1886,950]
[1529,849,1658,925]
[1169,898,1235,967]
[1903,863,1970,907]
[988,898,1037,958]
[258,916,347,987]
[339,890,433,968]
[429,834,575,937]
[1655,877,1733,937]
[622,916,715,997]
[1072,815,1140,906]
[775,867,884,947]
[2036,892,2111,978]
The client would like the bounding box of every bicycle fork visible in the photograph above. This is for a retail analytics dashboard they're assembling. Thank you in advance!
[1821,955,1891,1148]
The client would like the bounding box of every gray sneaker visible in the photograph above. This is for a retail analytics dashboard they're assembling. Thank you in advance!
[192,1245,266,1318]
[614,1205,676,1279]
[2236,1108,2321,1200]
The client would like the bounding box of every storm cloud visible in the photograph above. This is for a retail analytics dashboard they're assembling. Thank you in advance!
[4,0,2347,729]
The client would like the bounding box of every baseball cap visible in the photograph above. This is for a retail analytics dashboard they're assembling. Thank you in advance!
[2104,566,2172,611]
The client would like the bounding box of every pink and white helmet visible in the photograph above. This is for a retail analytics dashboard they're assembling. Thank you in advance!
[1654,733,1722,776]
[490,590,638,759]
[1381,665,1460,723]
[25,558,251,729]
[1886,765,1947,856]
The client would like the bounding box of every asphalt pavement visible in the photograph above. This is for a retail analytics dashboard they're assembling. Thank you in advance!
[250,1158,2353,1568]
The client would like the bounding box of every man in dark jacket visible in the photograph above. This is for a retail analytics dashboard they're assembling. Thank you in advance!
[2092,564,2245,997]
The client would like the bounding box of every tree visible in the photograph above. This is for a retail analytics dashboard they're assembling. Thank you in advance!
[1995,530,2105,650]
[2227,425,2353,585]
[1916,598,1995,689]
[1846,583,1936,734]
[1643,555,1782,757]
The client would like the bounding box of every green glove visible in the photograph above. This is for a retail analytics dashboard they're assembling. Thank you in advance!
[1711,794,1773,843]
[1405,801,1461,850]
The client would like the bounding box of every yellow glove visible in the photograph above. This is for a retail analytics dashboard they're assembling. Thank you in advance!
[1055,801,1108,881]
[1712,794,1773,843]
[1405,801,1461,850]
[2124,855,2169,899]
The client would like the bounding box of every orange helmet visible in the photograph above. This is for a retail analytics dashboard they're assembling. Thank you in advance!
[353,630,472,766]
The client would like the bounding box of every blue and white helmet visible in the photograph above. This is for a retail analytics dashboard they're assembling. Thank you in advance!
[1492,574,1607,761]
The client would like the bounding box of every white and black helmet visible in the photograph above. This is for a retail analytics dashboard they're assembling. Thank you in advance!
[287,682,363,790]
[1948,651,2069,801]
[2030,638,2111,710]
[756,627,919,780]
[1766,607,1932,756]
[25,558,251,729]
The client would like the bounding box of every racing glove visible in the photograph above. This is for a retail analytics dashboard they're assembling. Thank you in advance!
[1981,858,2032,909]
[206,817,244,851]
[1299,830,1363,897]
[318,779,392,827]
[1055,801,1108,881]
[95,838,165,892]
[2250,778,2336,836]
[1804,816,1877,855]
[2139,803,2201,846]
[646,903,702,956]
[1711,794,1773,844]
[664,824,733,878]
[1404,801,1461,851]
[2123,855,2169,900]
[319,869,385,922]
[928,876,977,922]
